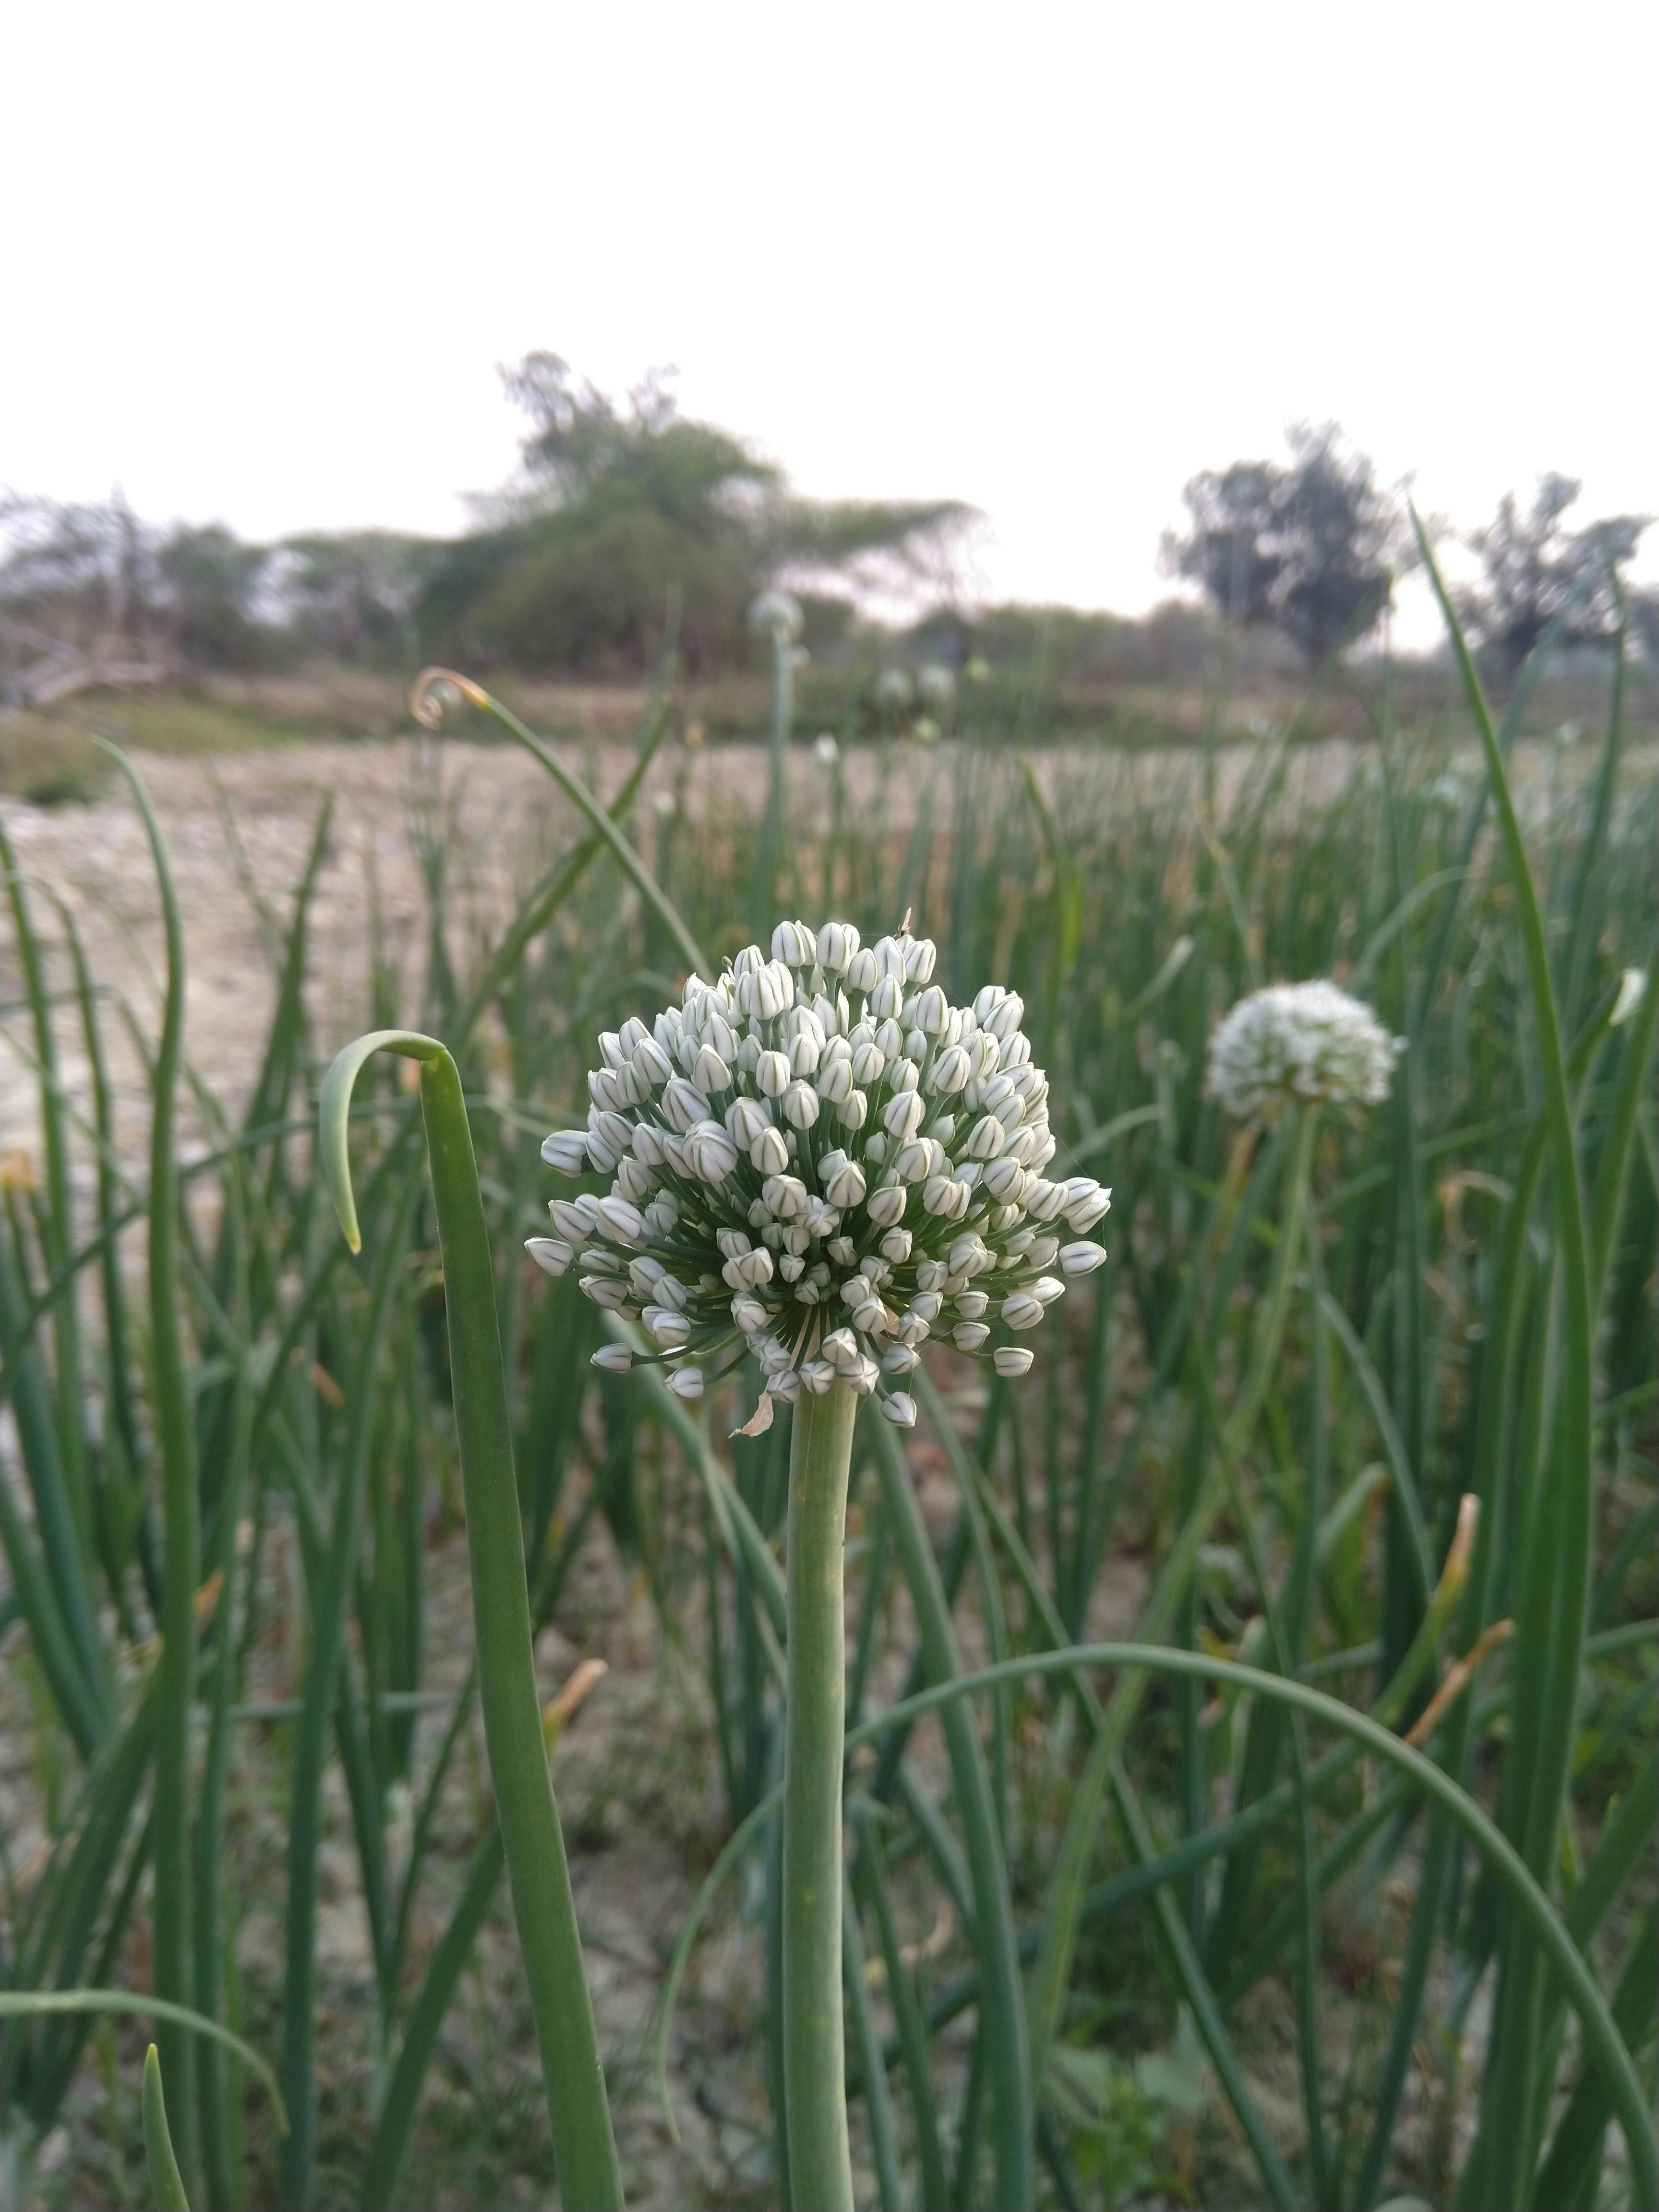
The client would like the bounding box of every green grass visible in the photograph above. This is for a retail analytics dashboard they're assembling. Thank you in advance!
[0,608,1654,2209]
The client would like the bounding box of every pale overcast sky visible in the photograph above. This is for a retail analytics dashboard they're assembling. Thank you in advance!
[5,0,1655,634]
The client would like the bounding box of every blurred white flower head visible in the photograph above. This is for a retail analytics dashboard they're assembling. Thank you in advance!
[1611,968,1647,1027]
[1206,980,1403,1120]
[875,669,914,708]
[813,732,840,766]
[536,920,1110,1415]
[916,664,956,707]
[748,589,804,643]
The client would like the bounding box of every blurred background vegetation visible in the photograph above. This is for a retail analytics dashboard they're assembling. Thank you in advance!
[4,358,1654,806]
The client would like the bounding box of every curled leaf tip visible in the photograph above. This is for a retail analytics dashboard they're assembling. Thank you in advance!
[411,666,491,728]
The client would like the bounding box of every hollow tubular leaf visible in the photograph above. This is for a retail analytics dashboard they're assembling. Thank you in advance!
[320,1029,623,2211]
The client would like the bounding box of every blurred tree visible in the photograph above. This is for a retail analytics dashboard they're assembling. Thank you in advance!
[1459,474,1649,677]
[0,493,162,662]
[417,353,974,673]
[155,523,271,668]
[277,530,437,661]
[1162,425,1400,667]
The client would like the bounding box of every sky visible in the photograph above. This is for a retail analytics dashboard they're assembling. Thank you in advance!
[5,0,1657,639]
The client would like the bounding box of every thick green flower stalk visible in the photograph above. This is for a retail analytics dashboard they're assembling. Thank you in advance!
[538,918,1102,2210]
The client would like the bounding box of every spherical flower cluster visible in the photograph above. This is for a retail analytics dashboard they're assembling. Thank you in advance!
[748,589,804,643]
[1205,979,1403,1121]
[529,921,1110,1424]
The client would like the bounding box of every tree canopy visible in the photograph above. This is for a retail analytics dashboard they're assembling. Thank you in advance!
[414,353,974,673]
[1459,474,1648,677]
[1162,425,1400,667]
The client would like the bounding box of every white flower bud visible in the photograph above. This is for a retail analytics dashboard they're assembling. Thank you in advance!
[881,1392,918,1427]
[963,1114,1006,1161]
[1030,1275,1065,1306]
[1064,1184,1112,1233]
[549,1199,593,1245]
[879,1228,912,1263]
[870,974,903,1021]
[1060,1240,1108,1275]
[993,1346,1034,1378]
[904,936,938,982]
[866,1184,907,1228]
[823,1157,866,1208]
[751,1125,791,1175]
[584,1127,620,1174]
[656,1273,690,1310]
[592,1344,633,1372]
[789,1030,821,1078]
[837,1090,869,1131]
[929,1044,970,1095]
[913,985,948,1035]
[817,1058,854,1108]
[982,1155,1025,1203]
[541,1129,590,1176]
[851,1041,886,1085]
[692,1045,730,1094]
[616,1156,653,1202]
[923,1175,962,1216]
[625,1121,662,1169]
[817,921,860,974]
[821,1327,860,1369]
[581,1274,632,1309]
[757,1049,790,1098]
[955,1291,989,1319]
[644,1305,691,1349]
[685,1123,740,1183]
[1022,1178,1067,1223]
[661,1077,709,1133]
[952,1322,990,1351]
[773,920,818,967]
[769,1369,802,1402]
[911,1290,944,1322]
[782,1080,820,1130]
[763,1173,808,1218]
[800,1358,836,1395]
[1002,1291,1044,1329]
[628,1044,677,1097]
[597,1195,645,1245]
[755,961,795,1020]
[881,1342,920,1373]
[725,1095,770,1148]
[525,1237,573,1277]
[894,1310,931,1346]
[882,1089,926,1142]
[846,947,878,993]
[667,1365,705,1401]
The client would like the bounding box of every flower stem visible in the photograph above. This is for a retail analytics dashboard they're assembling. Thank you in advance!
[782,1380,857,2212]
